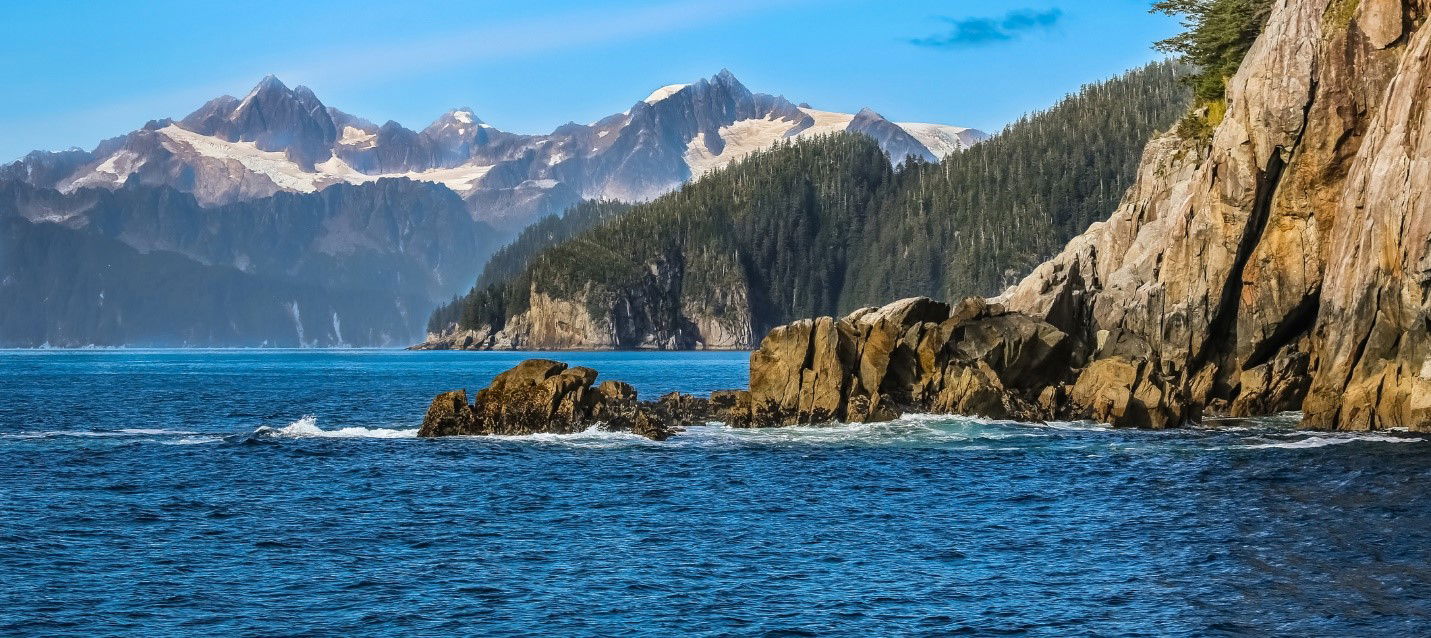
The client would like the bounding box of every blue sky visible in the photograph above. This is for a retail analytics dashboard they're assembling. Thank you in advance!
[0,1,1178,162]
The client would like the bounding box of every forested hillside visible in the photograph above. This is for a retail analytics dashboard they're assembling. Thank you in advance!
[424,61,1191,348]
[842,60,1191,304]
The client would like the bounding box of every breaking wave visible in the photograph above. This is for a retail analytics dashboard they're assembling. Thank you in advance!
[1234,433,1426,450]
[252,415,418,439]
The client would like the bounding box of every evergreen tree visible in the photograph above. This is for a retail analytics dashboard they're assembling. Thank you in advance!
[1152,0,1275,101]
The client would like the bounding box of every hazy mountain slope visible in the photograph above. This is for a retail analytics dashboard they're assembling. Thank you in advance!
[0,177,500,346]
[0,217,426,347]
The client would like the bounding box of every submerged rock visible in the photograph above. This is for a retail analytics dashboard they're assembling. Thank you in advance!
[418,359,689,440]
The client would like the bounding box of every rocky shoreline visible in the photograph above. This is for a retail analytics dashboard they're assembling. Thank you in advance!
[421,0,1430,437]
[420,295,1154,440]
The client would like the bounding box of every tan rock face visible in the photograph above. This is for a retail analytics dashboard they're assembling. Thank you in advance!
[995,0,1430,431]
[1305,6,1431,431]
[1360,0,1405,49]
[741,297,1076,426]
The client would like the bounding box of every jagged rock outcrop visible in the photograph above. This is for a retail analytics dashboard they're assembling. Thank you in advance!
[999,0,1429,431]
[730,297,1079,427]
[734,0,1430,432]
[418,359,729,440]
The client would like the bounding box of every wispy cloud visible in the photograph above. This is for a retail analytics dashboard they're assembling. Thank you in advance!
[911,8,1063,49]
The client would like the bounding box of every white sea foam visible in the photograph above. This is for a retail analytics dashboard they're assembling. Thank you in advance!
[1237,434,1426,450]
[673,413,1075,448]
[254,415,418,439]
[162,436,225,445]
[482,424,658,448]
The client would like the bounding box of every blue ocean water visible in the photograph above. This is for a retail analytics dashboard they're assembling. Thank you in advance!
[1,350,1428,636]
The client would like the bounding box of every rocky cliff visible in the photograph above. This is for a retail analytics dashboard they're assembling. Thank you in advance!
[737,0,1430,432]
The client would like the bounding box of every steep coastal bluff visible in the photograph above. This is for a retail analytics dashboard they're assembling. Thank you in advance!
[420,0,1429,437]
[742,0,1431,432]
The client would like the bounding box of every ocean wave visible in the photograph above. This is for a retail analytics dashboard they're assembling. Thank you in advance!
[0,428,199,440]
[1234,434,1426,450]
[161,436,225,445]
[676,414,1080,448]
[252,416,418,439]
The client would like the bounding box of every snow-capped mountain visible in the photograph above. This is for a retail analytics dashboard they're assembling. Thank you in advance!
[4,71,987,230]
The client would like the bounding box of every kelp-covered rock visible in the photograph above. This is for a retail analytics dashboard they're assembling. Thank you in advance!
[418,359,688,440]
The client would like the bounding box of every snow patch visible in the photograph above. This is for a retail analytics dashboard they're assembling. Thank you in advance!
[683,115,804,178]
[453,110,474,124]
[643,83,690,105]
[339,126,376,148]
[378,163,495,195]
[796,107,857,136]
[160,125,329,193]
[157,125,495,196]
[59,150,146,192]
[897,122,980,159]
[682,108,983,177]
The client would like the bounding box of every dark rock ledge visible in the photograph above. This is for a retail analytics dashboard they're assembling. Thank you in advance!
[418,359,747,441]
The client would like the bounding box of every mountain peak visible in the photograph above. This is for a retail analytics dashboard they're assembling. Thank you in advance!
[180,74,338,167]
[250,75,290,96]
[448,108,481,125]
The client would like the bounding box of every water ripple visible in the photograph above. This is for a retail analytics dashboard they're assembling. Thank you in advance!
[1,350,1428,636]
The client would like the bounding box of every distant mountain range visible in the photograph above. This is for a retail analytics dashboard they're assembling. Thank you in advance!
[0,71,985,347]
[4,70,987,231]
